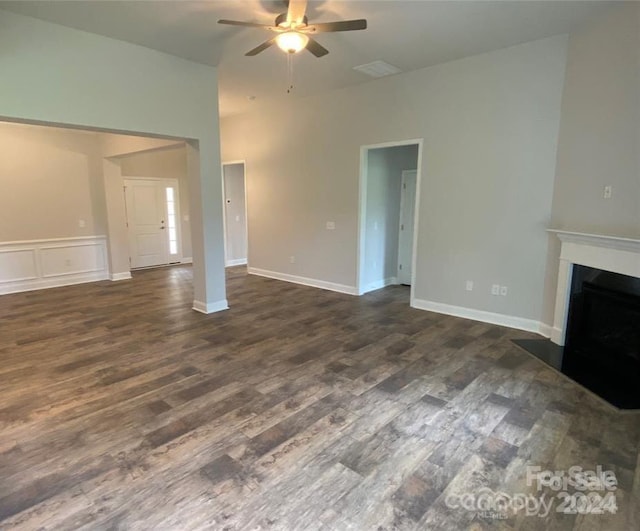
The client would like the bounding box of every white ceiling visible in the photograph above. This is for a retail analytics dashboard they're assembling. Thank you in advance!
[0,1,617,117]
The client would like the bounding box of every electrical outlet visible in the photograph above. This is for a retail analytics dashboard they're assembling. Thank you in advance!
[289,256,295,264]
[491,284,500,296]
[604,185,612,199]
[326,221,336,230]
[465,280,473,291]
[78,219,85,228]
[500,286,508,296]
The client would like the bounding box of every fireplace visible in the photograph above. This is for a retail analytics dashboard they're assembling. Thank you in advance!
[562,265,640,408]
[515,230,640,409]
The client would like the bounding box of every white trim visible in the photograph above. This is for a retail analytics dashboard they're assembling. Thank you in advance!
[0,235,108,246]
[410,146,424,301]
[248,267,358,296]
[550,327,564,344]
[356,147,368,295]
[548,229,640,253]
[221,161,249,270]
[180,257,193,264]
[110,272,132,281]
[357,139,424,299]
[192,299,229,314]
[0,236,109,295]
[359,277,398,295]
[549,230,640,346]
[0,272,109,295]
[538,323,553,339]
[411,297,545,335]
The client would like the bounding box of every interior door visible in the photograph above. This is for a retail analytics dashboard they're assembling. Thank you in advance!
[223,163,248,265]
[397,170,417,285]
[124,179,168,268]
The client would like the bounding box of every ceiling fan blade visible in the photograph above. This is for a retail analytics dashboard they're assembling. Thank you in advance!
[308,19,367,33]
[218,19,272,28]
[305,37,329,58]
[245,37,277,56]
[287,0,308,25]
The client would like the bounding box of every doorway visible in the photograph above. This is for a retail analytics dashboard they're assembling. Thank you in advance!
[124,178,182,268]
[357,140,422,297]
[222,162,248,267]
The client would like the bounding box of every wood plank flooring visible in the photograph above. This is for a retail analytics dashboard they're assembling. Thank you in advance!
[0,266,638,530]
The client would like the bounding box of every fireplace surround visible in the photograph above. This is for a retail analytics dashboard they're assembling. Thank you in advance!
[545,230,640,408]
[550,230,640,346]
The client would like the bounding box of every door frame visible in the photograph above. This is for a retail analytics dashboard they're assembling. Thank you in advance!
[356,139,424,299]
[123,177,183,267]
[221,160,249,267]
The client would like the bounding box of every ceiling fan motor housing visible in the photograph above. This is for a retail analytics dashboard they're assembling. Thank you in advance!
[275,12,308,29]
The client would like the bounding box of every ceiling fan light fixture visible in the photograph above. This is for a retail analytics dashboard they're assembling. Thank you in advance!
[275,31,309,54]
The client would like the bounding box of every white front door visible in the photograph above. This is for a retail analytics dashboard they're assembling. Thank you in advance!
[124,179,181,268]
[397,170,417,285]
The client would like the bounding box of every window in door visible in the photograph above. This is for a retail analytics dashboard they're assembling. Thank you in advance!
[166,187,178,257]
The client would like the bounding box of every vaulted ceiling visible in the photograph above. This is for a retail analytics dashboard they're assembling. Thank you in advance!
[0,1,616,117]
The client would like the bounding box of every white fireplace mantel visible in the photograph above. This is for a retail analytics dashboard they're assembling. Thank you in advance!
[549,229,640,345]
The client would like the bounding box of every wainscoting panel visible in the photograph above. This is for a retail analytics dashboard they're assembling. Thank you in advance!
[0,236,110,295]
[0,248,38,283]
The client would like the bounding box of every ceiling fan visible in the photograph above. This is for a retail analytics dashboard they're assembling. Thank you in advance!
[218,0,367,57]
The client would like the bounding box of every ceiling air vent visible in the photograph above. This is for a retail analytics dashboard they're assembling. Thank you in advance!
[353,60,402,78]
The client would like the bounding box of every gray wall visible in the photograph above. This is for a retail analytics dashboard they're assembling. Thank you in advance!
[222,35,568,322]
[0,122,182,248]
[551,4,639,238]
[363,145,418,291]
[223,163,247,264]
[0,123,105,242]
[541,3,640,325]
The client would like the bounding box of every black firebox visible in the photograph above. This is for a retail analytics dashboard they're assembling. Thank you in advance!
[562,265,640,408]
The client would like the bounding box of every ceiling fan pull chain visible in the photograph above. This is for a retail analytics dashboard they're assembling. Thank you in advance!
[286,53,294,94]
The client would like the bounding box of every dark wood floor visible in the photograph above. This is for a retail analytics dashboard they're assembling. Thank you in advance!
[0,266,638,530]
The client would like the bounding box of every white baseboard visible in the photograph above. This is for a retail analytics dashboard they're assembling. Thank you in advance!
[180,257,193,264]
[110,272,132,281]
[359,277,398,295]
[0,271,109,295]
[226,258,247,267]
[411,297,545,335]
[538,323,553,339]
[248,267,358,296]
[192,299,229,314]
[550,326,565,346]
